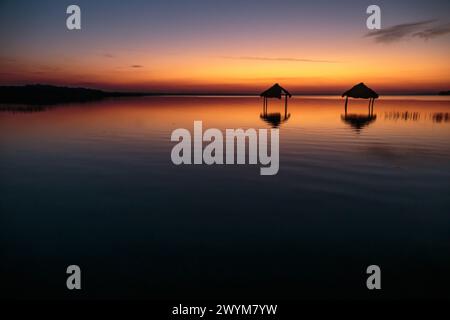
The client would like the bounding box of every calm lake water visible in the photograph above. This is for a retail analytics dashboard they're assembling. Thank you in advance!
[1,96,449,299]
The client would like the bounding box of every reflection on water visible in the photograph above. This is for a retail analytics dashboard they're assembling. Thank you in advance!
[260,112,291,127]
[384,111,449,123]
[1,96,450,299]
[432,112,449,123]
[385,111,421,121]
[341,113,377,132]
[341,99,377,132]
[260,96,291,127]
[0,104,49,113]
[340,95,377,132]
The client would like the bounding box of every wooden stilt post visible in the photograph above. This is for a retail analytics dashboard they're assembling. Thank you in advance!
[345,96,348,115]
[284,94,288,118]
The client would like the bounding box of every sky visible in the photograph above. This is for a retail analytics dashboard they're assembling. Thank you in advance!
[0,0,449,94]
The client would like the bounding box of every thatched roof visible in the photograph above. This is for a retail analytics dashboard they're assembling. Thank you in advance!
[260,83,292,99]
[342,83,379,99]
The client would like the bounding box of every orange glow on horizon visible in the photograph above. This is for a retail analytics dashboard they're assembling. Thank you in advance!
[1,30,449,94]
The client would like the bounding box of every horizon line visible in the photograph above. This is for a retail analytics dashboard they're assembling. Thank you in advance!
[0,84,447,96]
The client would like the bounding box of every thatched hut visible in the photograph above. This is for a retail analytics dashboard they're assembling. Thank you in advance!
[342,82,379,114]
[260,83,292,118]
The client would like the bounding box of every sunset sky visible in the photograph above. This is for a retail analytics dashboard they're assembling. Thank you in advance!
[1,0,449,94]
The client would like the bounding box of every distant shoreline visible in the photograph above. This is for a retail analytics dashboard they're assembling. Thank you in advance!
[0,84,449,105]
[0,85,153,105]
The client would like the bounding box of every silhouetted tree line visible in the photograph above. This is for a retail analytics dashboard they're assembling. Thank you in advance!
[0,84,151,105]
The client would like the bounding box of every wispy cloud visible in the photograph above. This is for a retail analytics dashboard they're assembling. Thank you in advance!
[222,56,340,63]
[130,65,143,68]
[0,57,16,63]
[103,53,115,58]
[413,22,450,40]
[365,20,450,43]
[38,65,62,72]
[365,20,434,43]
